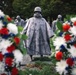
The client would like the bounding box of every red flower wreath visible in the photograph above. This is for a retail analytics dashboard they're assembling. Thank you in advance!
[73,21,76,26]
[0,28,9,35]
[7,45,15,53]
[11,67,18,75]
[5,57,13,66]
[14,37,20,45]
[64,34,72,41]
[63,24,70,32]
[66,58,74,66]
[0,53,4,61]
[56,51,63,60]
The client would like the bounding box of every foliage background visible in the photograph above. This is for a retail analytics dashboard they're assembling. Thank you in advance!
[0,0,76,22]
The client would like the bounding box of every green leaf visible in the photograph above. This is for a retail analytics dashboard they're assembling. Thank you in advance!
[17,33,28,40]
[22,34,28,40]
[57,21,63,31]
[16,33,21,38]
[18,26,23,32]
[18,39,27,54]
[21,47,27,55]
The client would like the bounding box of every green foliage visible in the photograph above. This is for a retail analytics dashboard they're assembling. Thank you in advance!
[18,39,27,54]
[13,0,41,18]
[17,26,28,40]
[21,34,28,40]
[19,68,41,75]
[49,0,64,15]
[0,0,14,16]
[18,26,23,33]
[50,38,55,54]
[19,61,59,75]
[12,0,76,19]
[16,32,27,54]
[19,70,26,75]
[41,66,56,75]
[57,21,63,31]
[51,56,57,66]
[1,0,76,19]
[17,26,27,54]
[35,61,51,67]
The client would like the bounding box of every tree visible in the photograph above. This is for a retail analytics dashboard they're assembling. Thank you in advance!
[0,0,75,21]
[13,0,41,18]
[0,0,14,16]
[49,0,76,17]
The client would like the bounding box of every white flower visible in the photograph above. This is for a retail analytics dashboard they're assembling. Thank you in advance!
[69,26,76,35]
[53,37,66,50]
[13,50,23,63]
[0,39,12,50]
[0,10,5,17]
[67,46,76,57]
[0,21,4,29]
[72,68,76,75]
[71,17,76,22]
[56,60,68,75]
[0,62,5,73]
[7,23,18,35]
[2,49,8,54]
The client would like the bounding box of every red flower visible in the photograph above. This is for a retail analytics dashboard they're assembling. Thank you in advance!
[5,57,13,66]
[74,44,76,47]
[1,73,7,75]
[14,37,20,45]
[64,34,71,41]
[56,51,63,60]
[66,58,74,66]
[0,53,4,61]
[63,24,70,31]
[11,67,18,75]
[0,28,9,35]
[7,17,12,22]
[73,21,76,26]
[7,45,15,53]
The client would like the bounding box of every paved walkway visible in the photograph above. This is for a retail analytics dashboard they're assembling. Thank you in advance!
[21,54,51,64]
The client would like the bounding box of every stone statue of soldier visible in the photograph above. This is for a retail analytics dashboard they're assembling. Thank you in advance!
[52,14,63,32]
[14,15,26,27]
[22,7,54,60]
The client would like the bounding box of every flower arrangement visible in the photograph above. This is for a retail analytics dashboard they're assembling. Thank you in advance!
[0,10,27,75]
[52,16,76,75]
